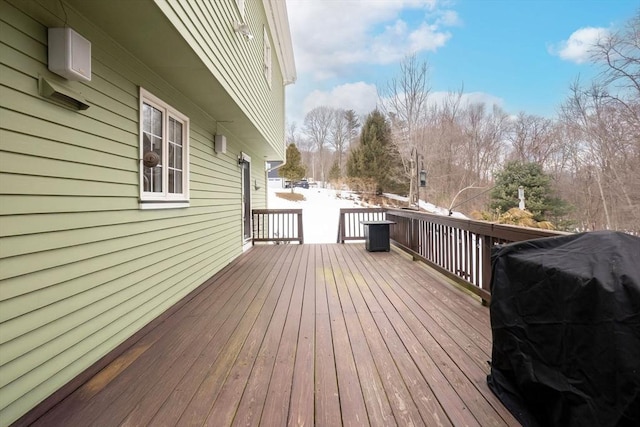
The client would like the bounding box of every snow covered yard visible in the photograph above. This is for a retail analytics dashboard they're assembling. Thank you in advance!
[267,188,467,244]
[268,187,364,243]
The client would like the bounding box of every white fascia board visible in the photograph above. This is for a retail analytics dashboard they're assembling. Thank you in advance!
[263,0,297,85]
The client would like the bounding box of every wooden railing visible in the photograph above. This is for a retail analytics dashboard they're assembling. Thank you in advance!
[337,208,387,243]
[252,209,304,244]
[338,207,565,303]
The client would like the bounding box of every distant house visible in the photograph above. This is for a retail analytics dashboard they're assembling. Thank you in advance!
[0,0,295,424]
[267,160,285,188]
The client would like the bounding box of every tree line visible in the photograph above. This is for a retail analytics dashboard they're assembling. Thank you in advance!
[286,12,639,232]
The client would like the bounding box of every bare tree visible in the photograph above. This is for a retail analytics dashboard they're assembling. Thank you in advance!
[286,121,297,146]
[507,112,558,164]
[303,106,333,185]
[591,10,640,123]
[329,109,349,176]
[421,89,466,207]
[561,80,640,231]
[461,103,509,183]
[379,54,431,205]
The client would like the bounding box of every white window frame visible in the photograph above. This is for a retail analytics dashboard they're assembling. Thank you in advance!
[263,26,272,88]
[139,87,190,209]
[236,0,245,20]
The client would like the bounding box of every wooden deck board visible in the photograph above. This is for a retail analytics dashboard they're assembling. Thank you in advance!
[25,244,519,427]
[281,245,315,427]
[326,246,397,427]
[321,246,370,427]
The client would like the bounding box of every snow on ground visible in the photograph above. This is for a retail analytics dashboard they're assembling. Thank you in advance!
[268,187,364,243]
[268,188,468,244]
[382,193,468,219]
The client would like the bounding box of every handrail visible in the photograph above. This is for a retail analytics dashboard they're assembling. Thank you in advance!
[252,209,304,244]
[338,207,565,304]
[337,208,387,243]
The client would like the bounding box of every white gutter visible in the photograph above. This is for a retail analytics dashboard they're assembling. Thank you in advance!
[266,159,286,173]
[262,0,297,85]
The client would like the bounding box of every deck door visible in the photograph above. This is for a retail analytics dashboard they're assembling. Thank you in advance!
[241,154,251,243]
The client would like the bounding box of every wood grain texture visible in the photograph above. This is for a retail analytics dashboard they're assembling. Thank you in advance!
[21,244,519,426]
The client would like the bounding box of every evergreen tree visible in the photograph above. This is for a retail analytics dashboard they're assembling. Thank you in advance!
[346,146,361,178]
[328,160,341,182]
[346,110,407,194]
[490,161,568,221]
[279,143,306,192]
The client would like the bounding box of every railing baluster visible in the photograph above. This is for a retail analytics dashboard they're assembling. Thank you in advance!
[251,209,303,244]
[335,207,563,303]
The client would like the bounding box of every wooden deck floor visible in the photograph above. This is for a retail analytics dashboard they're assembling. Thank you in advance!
[29,244,519,427]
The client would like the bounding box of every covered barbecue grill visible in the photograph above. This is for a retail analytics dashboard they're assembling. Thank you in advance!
[487,231,640,427]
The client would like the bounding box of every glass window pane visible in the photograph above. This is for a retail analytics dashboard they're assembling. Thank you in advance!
[152,136,163,166]
[175,145,182,170]
[152,107,162,136]
[143,167,152,192]
[168,168,174,193]
[169,143,175,168]
[143,104,152,133]
[153,165,162,192]
[169,119,174,143]
[173,171,182,193]
[143,133,151,152]
[174,120,182,145]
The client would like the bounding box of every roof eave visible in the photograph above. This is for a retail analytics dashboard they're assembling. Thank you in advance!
[263,0,297,86]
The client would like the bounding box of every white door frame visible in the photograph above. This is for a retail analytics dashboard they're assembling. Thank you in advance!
[240,152,252,247]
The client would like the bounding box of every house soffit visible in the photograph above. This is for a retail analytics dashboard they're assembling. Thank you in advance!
[65,0,276,157]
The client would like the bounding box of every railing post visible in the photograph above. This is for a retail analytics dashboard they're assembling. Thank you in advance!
[411,217,419,254]
[481,235,492,306]
[251,211,256,245]
[298,211,304,244]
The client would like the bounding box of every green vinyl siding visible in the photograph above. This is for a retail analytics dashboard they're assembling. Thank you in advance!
[157,0,286,159]
[0,0,276,424]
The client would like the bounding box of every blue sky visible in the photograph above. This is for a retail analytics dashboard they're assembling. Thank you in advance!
[284,0,638,125]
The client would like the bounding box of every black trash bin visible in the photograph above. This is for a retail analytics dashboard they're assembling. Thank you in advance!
[361,220,395,252]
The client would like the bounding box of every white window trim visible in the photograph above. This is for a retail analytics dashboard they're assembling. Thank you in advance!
[236,0,245,20]
[139,87,190,209]
[263,26,272,88]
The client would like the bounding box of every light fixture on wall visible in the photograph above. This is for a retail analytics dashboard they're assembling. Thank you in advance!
[234,22,254,40]
[254,179,261,191]
[214,134,227,154]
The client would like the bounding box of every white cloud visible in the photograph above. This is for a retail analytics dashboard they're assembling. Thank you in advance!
[549,27,609,64]
[436,10,461,27]
[408,23,451,53]
[455,91,505,108]
[302,82,379,116]
[286,0,456,80]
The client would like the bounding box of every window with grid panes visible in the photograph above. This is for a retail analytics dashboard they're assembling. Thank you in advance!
[139,88,189,208]
[263,26,272,88]
[236,0,245,19]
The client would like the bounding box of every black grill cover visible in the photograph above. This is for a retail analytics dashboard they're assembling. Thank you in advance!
[487,231,640,427]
